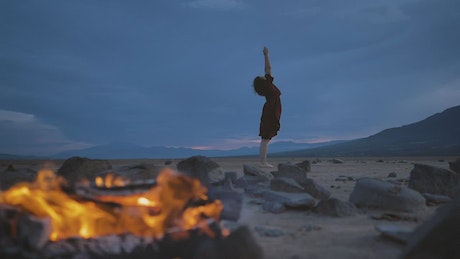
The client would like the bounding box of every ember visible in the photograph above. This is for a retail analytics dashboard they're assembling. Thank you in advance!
[0,168,224,241]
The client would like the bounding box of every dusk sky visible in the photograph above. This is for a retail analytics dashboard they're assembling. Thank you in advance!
[1,0,459,156]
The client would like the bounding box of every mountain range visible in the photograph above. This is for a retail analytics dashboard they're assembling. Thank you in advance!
[278,105,460,157]
[50,140,345,159]
[2,105,459,159]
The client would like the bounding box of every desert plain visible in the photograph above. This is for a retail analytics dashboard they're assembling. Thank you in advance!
[1,156,457,259]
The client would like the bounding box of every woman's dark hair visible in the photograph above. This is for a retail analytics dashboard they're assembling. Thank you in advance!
[253,76,267,96]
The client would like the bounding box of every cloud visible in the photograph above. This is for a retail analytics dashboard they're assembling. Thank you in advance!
[184,0,246,9]
[0,110,94,156]
[403,78,460,116]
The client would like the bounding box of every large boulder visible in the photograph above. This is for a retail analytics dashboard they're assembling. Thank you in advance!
[448,157,460,174]
[176,156,225,186]
[349,178,426,212]
[243,164,273,180]
[295,160,311,172]
[400,189,460,259]
[56,157,112,184]
[263,190,316,209]
[275,163,307,183]
[408,163,459,198]
[314,198,358,217]
[299,178,331,200]
[270,177,304,193]
[114,163,163,181]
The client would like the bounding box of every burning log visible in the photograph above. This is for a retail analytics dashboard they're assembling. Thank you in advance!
[0,167,262,259]
[1,207,262,259]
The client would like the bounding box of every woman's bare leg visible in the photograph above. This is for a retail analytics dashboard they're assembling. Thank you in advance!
[259,139,273,167]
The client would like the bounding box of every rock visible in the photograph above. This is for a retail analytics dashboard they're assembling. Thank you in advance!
[263,190,316,209]
[400,190,460,259]
[276,163,307,183]
[448,157,460,174]
[176,156,225,186]
[295,160,311,172]
[299,178,331,200]
[195,225,264,259]
[164,160,173,165]
[114,163,163,181]
[243,164,273,180]
[262,201,286,214]
[388,172,397,178]
[270,177,304,193]
[254,226,285,237]
[0,167,37,190]
[314,198,358,217]
[408,163,459,198]
[234,175,270,189]
[57,156,112,184]
[371,212,419,222]
[297,224,322,232]
[331,159,344,164]
[207,188,243,221]
[422,193,452,205]
[375,224,412,244]
[224,171,238,183]
[335,175,355,182]
[349,178,426,212]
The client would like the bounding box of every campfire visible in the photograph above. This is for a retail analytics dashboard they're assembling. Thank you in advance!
[0,166,261,259]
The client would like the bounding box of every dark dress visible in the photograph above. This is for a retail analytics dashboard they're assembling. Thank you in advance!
[259,74,282,139]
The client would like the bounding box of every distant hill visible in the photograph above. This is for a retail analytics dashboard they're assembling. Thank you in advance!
[50,140,344,159]
[278,105,460,157]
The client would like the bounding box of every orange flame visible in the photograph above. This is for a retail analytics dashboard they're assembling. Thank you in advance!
[0,168,223,241]
[95,173,129,188]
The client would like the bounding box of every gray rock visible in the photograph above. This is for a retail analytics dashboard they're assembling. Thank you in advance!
[295,160,311,172]
[331,159,345,164]
[176,155,225,186]
[408,163,459,198]
[388,172,397,178]
[244,182,270,198]
[314,198,358,217]
[262,201,286,214]
[375,224,413,244]
[114,163,163,181]
[400,190,460,259]
[276,163,308,183]
[207,188,243,221]
[263,190,316,209]
[243,164,273,180]
[254,225,285,237]
[448,157,460,174]
[225,171,238,183]
[234,175,270,189]
[192,225,265,259]
[422,193,452,205]
[349,177,426,212]
[299,178,331,200]
[270,177,304,193]
[57,156,112,184]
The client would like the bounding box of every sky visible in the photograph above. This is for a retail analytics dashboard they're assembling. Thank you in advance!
[1,0,460,156]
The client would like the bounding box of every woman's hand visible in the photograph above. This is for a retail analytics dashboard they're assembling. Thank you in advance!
[263,46,269,56]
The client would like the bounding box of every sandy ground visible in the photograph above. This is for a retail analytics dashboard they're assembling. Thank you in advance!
[212,156,451,259]
[1,156,456,259]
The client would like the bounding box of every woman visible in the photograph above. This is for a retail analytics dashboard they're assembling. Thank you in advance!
[253,46,282,168]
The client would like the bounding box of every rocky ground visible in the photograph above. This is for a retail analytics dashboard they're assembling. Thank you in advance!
[1,156,458,259]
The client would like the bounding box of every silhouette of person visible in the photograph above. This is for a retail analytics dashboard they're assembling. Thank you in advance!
[253,46,282,167]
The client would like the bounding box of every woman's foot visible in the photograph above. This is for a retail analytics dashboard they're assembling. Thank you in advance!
[260,162,274,168]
